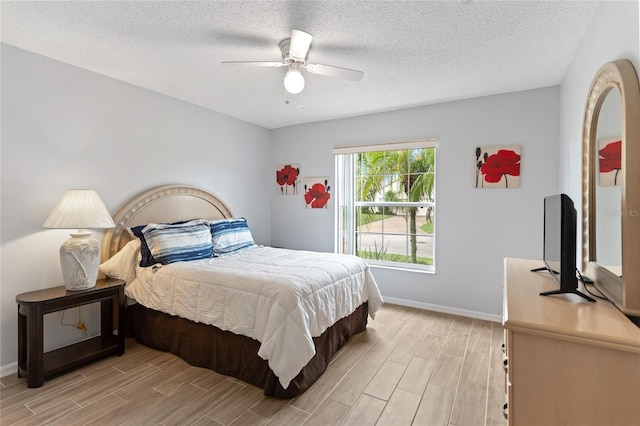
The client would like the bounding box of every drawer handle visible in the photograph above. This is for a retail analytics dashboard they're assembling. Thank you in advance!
[503,403,508,420]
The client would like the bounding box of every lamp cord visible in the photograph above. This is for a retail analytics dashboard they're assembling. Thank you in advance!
[60,307,88,337]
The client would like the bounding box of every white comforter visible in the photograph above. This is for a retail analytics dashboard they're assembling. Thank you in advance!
[125,246,383,389]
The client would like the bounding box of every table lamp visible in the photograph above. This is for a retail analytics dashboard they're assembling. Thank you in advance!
[43,189,115,291]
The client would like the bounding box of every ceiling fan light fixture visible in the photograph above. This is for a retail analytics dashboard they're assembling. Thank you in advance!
[284,65,305,94]
[222,29,363,96]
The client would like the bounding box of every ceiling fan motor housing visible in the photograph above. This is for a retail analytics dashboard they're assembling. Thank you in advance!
[279,38,307,64]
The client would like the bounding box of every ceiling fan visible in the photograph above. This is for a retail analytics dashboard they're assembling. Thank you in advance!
[221,30,364,95]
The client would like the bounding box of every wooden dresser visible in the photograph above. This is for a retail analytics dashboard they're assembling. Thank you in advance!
[502,258,640,426]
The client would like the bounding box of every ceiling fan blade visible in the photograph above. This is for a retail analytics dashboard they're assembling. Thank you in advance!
[221,61,287,68]
[289,30,313,60]
[303,63,364,82]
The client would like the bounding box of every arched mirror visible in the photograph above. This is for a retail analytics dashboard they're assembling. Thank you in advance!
[582,59,640,318]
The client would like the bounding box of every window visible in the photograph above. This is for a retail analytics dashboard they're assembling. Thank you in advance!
[334,140,436,271]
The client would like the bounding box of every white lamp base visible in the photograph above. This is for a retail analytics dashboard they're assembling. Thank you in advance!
[59,231,101,291]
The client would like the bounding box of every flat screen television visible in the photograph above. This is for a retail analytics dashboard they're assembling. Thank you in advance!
[531,194,594,302]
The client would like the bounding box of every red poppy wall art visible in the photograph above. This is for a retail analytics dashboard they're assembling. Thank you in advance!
[276,163,301,194]
[474,145,521,188]
[598,137,622,186]
[303,177,331,209]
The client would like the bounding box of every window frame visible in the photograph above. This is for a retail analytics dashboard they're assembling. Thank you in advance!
[334,140,437,272]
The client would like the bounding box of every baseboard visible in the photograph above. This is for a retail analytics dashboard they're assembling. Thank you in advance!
[1,361,18,378]
[382,296,503,323]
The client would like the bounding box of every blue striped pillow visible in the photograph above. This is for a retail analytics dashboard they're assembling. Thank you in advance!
[209,218,255,255]
[129,219,193,267]
[141,219,213,265]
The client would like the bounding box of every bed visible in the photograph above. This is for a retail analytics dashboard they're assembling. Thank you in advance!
[100,185,383,398]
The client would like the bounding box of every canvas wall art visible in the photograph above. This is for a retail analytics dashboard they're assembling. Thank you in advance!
[276,163,301,194]
[474,145,521,188]
[304,177,331,208]
[598,137,622,186]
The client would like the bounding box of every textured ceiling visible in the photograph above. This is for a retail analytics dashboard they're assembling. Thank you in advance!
[1,1,599,129]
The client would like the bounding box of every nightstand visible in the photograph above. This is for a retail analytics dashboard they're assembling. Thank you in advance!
[16,278,125,388]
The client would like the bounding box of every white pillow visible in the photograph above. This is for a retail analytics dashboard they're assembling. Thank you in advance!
[99,239,141,285]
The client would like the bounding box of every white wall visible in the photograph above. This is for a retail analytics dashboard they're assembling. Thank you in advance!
[271,87,560,319]
[559,0,639,222]
[0,44,273,373]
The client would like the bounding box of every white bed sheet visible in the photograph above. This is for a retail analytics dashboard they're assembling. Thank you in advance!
[125,246,383,388]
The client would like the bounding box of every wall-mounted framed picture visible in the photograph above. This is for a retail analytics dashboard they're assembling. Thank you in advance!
[303,177,331,208]
[276,163,301,194]
[474,145,521,189]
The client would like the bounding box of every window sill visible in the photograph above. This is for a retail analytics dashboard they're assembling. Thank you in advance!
[367,262,435,274]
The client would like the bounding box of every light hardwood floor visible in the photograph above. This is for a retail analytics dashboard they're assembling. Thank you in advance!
[0,304,507,426]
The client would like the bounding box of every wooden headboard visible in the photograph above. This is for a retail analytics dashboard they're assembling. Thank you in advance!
[101,185,233,261]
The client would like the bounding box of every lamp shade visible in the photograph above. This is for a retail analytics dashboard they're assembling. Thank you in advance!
[43,190,115,230]
[43,190,115,291]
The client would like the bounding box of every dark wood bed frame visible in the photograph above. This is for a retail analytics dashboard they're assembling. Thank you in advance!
[102,185,370,398]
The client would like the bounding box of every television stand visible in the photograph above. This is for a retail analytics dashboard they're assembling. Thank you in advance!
[530,266,558,274]
[539,288,595,303]
[530,265,595,302]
